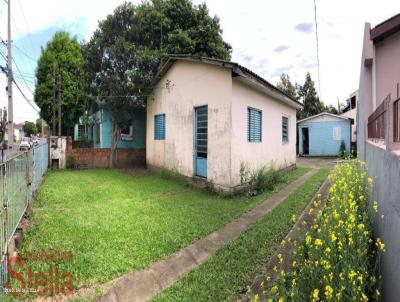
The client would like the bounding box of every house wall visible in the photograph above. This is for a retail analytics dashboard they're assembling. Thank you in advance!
[341,108,357,143]
[375,30,400,106]
[146,60,233,188]
[230,79,297,186]
[358,22,400,301]
[298,119,351,156]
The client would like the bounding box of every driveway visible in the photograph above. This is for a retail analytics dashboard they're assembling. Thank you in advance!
[296,156,339,169]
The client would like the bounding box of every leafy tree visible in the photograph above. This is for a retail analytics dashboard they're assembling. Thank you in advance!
[296,72,324,119]
[35,31,89,136]
[83,0,231,166]
[0,107,7,146]
[276,73,297,99]
[23,121,37,136]
[325,104,339,115]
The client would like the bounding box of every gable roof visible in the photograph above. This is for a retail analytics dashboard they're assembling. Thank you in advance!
[297,112,352,124]
[370,13,400,42]
[152,55,303,110]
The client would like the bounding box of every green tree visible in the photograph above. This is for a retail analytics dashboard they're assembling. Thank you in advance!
[23,121,37,136]
[35,31,89,136]
[325,104,339,115]
[296,72,324,119]
[83,0,231,166]
[276,73,297,99]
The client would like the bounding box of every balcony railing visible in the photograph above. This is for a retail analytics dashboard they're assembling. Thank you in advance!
[368,97,388,140]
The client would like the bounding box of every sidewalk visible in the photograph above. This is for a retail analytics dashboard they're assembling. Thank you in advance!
[97,169,319,302]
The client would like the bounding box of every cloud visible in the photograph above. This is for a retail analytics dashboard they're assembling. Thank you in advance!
[274,45,289,53]
[295,23,314,33]
[271,65,294,77]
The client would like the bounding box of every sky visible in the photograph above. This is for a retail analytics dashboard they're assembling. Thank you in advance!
[0,0,399,123]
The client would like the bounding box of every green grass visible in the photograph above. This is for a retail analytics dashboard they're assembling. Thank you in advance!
[17,167,309,289]
[152,169,330,302]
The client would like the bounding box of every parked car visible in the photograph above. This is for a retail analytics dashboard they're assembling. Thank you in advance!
[31,136,39,147]
[19,137,32,151]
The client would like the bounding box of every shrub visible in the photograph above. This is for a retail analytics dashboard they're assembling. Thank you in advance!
[338,140,347,158]
[257,160,383,301]
[240,161,287,196]
[66,155,76,169]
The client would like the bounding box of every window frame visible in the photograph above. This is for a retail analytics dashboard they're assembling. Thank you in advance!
[247,107,262,143]
[282,115,289,143]
[154,113,166,140]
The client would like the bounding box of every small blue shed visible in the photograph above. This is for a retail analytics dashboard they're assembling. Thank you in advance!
[297,113,352,156]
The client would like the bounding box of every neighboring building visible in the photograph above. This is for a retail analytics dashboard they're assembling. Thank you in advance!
[297,113,352,156]
[146,55,302,192]
[340,90,358,143]
[4,123,24,143]
[357,13,400,301]
[73,105,146,149]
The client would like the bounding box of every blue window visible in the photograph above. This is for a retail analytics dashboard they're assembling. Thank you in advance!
[282,116,289,142]
[247,107,262,142]
[154,114,165,140]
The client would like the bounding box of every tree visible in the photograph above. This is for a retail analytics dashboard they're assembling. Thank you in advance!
[35,31,89,136]
[296,72,324,119]
[325,104,339,115]
[83,0,232,166]
[23,121,37,136]
[0,107,7,146]
[277,73,297,99]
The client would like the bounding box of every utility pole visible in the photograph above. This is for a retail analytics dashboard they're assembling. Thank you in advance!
[7,0,13,148]
[58,74,62,137]
[52,63,56,136]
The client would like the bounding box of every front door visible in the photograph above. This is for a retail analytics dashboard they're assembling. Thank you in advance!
[194,106,208,178]
[302,128,309,155]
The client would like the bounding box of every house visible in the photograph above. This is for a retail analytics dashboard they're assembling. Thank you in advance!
[73,104,146,149]
[71,103,146,168]
[357,13,400,301]
[297,112,352,156]
[146,55,302,192]
[340,90,358,144]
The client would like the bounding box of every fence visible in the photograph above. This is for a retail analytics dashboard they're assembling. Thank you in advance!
[0,142,49,291]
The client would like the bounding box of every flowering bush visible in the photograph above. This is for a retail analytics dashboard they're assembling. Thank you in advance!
[257,160,383,302]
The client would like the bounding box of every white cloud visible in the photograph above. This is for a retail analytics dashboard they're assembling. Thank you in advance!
[0,0,399,122]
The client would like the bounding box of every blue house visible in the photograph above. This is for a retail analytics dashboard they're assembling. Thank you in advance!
[297,113,352,156]
[73,106,146,149]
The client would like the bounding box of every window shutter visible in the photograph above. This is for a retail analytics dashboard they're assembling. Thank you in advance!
[247,107,262,142]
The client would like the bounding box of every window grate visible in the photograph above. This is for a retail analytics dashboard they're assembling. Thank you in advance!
[282,116,289,142]
[247,107,262,142]
[154,114,166,140]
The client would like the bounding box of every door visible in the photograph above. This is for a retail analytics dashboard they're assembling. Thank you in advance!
[302,128,309,155]
[194,106,208,178]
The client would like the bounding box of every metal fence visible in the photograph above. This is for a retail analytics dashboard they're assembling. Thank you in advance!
[0,142,49,291]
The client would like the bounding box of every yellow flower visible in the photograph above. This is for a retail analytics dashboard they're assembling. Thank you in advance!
[312,288,319,299]
[306,235,312,245]
[331,232,337,242]
[373,201,379,213]
[277,253,283,263]
[325,285,333,298]
[349,270,356,280]
[325,247,331,254]
[252,294,259,302]
[368,177,373,184]
[271,285,278,293]
[376,238,385,251]
[278,298,284,302]
[315,238,323,247]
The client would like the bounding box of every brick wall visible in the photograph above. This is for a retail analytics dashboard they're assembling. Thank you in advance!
[66,137,145,169]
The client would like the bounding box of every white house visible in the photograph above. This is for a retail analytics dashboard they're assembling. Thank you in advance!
[146,55,302,192]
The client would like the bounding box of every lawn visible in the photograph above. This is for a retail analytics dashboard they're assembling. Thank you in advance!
[18,167,309,289]
[152,169,330,302]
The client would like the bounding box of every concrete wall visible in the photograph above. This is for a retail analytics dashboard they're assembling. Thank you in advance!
[146,60,233,188]
[298,118,351,156]
[365,142,400,302]
[230,78,297,185]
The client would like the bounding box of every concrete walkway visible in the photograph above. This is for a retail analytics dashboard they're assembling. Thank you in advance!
[97,169,318,302]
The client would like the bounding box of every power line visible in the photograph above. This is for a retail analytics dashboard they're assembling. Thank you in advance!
[13,79,39,112]
[313,0,322,100]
